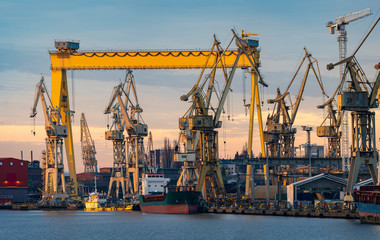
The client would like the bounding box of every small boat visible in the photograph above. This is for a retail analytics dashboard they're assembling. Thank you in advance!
[84,177,107,211]
[354,185,380,224]
[84,192,107,211]
[125,205,133,211]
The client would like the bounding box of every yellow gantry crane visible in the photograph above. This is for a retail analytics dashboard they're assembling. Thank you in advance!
[48,32,265,199]
[31,76,69,201]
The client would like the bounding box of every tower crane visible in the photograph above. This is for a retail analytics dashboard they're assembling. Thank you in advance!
[326,16,380,202]
[80,113,98,173]
[176,30,266,200]
[30,76,69,200]
[264,48,327,158]
[327,8,372,174]
[105,70,148,198]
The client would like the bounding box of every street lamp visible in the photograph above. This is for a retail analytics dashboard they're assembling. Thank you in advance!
[302,126,313,178]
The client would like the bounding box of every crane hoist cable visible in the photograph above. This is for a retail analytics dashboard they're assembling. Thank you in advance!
[71,70,75,120]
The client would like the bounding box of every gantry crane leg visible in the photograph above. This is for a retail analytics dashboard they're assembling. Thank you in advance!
[196,131,225,199]
[245,70,266,198]
[51,69,78,197]
[345,112,378,201]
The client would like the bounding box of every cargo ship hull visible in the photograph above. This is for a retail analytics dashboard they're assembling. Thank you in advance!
[139,190,201,214]
[355,185,380,224]
[356,202,380,224]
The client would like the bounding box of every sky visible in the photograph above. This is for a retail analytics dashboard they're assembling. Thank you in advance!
[0,0,379,173]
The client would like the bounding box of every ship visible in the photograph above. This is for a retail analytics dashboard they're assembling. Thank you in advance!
[354,185,380,224]
[84,191,107,211]
[139,173,201,214]
[84,177,107,211]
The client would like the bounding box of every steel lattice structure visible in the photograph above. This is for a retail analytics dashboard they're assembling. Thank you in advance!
[80,113,98,173]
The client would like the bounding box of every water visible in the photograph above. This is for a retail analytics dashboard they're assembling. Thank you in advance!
[0,210,380,240]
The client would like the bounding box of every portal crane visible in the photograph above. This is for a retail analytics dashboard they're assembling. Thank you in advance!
[105,70,148,197]
[327,8,372,174]
[31,76,69,200]
[104,103,127,200]
[176,30,266,199]
[326,16,380,202]
[317,88,343,158]
[264,48,327,158]
[80,113,98,173]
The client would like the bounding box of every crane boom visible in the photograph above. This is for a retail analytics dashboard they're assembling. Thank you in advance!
[335,8,372,24]
[327,8,372,34]
[31,77,55,132]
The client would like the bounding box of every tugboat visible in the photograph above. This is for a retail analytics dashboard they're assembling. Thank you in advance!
[139,173,201,214]
[84,177,107,211]
[84,192,107,211]
[354,185,380,224]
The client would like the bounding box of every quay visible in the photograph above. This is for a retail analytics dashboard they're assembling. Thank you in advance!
[206,206,359,219]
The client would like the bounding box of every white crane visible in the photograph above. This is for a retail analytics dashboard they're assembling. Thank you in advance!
[31,76,69,200]
[327,8,372,175]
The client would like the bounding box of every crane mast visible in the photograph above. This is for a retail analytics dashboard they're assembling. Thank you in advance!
[80,113,98,173]
[105,70,148,198]
[30,76,69,201]
[326,16,380,202]
[327,8,372,175]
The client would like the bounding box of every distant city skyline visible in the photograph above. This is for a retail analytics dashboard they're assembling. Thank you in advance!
[0,1,379,172]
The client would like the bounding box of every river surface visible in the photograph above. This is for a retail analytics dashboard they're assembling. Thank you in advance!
[0,210,380,240]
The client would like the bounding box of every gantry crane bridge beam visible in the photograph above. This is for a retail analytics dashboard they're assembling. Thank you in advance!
[49,41,263,198]
[221,157,342,167]
[50,50,257,70]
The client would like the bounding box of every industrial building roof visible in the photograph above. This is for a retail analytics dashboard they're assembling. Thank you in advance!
[290,173,347,187]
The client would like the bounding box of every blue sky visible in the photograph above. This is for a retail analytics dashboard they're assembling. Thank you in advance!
[0,1,379,171]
